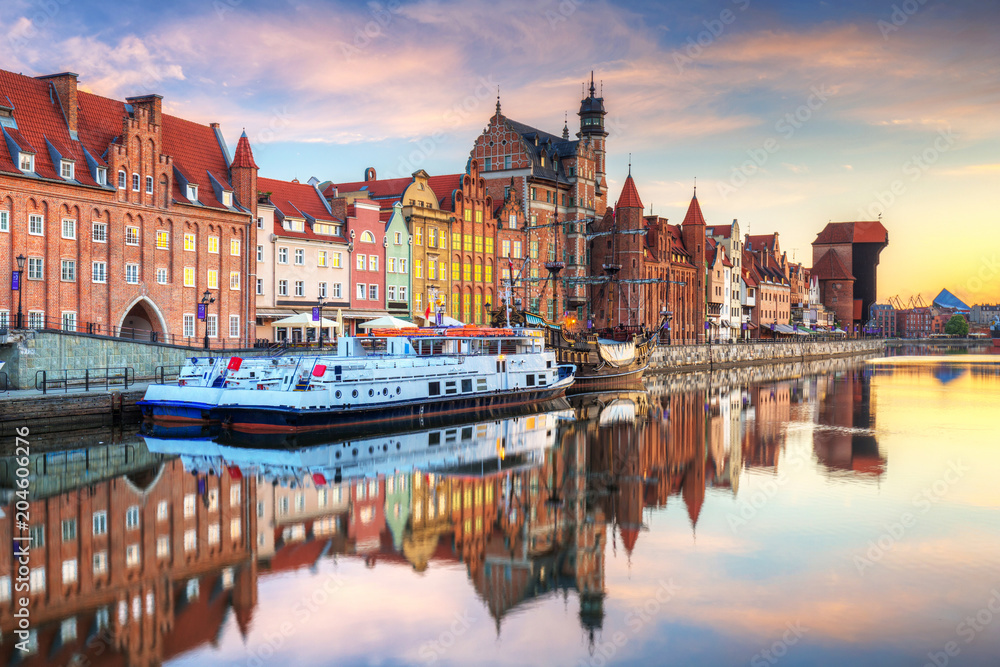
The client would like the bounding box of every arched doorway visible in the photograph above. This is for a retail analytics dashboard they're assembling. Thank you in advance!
[118,297,167,342]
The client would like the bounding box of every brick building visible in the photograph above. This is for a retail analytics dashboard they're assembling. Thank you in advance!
[870,303,897,337]
[470,74,609,325]
[0,69,257,346]
[811,221,889,332]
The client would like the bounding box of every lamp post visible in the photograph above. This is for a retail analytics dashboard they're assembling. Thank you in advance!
[316,296,326,349]
[201,290,215,350]
[14,254,25,329]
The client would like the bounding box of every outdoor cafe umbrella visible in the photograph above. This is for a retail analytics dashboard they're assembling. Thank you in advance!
[358,315,417,329]
[271,312,339,329]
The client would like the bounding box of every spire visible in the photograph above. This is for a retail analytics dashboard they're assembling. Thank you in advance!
[589,70,596,97]
[616,168,643,210]
[681,191,706,226]
[562,112,569,139]
[495,85,501,116]
[232,130,259,169]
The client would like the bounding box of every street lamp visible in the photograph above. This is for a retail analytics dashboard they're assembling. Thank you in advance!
[201,290,215,350]
[316,296,326,349]
[15,254,25,329]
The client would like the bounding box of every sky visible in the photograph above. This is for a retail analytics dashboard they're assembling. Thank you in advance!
[3,0,999,305]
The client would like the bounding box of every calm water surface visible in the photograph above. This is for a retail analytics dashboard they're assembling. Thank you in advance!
[2,354,999,667]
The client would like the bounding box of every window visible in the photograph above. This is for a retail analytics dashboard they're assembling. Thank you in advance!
[126,544,140,567]
[62,559,78,584]
[187,184,198,201]
[184,233,196,251]
[332,283,342,298]
[475,211,483,223]
[93,511,108,536]
[96,167,107,185]
[415,260,422,279]
[464,209,472,222]
[429,227,437,247]
[319,282,327,298]
[357,283,366,299]
[294,280,304,297]
[146,175,153,193]
[208,524,220,545]
[415,228,423,246]
[125,263,139,284]
[229,314,240,338]
[332,252,342,268]
[356,254,366,271]
[256,245,264,262]
[62,518,77,541]
[463,263,472,281]
[485,237,493,254]
[369,255,378,272]
[294,248,304,265]
[278,247,288,264]
[387,285,396,301]
[30,567,45,594]
[92,261,107,283]
[208,236,219,254]
[484,156,491,171]
[256,278,263,295]
[398,258,407,273]
[394,231,402,244]
[183,314,195,337]
[439,261,447,279]
[231,517,242,540]
[318,250,327,267]
[155,230,169,248]
[513,241,522,258]
[132,173,140,191]
[156,268,167,284]
[156,536,170,558]
[183,267,195,287]
[28,311,45,328]
[29,214,43,236]
[157,501,168,521]
[369,284,378,301]
[27,257,43,280]
[531,187,537,200]
[184,494,196,517]
[505,155,511,169]
[207,269,218,289]
[230,271,240,290]
[126,506,140,529]
[93,551,107,575]
[485,264,492,283]
[20,152,35,172]
[118,170,126,188]
[463,234,473,252]
[387,257,396,273]
[257,216,264,229]
[475,235,484,252]
[278,280,288,296]
[475,263,482,282]
[453,232,461,249]
[206,314,217,338]
[61,260,76,282]
[0,210,8,232]
[360,230,375,243]
[415,293,422,313]
[125,226,139,245]
[398,286,406,301]
[62,218,76,239]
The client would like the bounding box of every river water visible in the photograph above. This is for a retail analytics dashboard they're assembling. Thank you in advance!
[2,351,999,666]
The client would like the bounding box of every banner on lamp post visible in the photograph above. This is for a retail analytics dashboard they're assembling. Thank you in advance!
[11,272,19,291]
[197,303,206,320]
[312,307,320,322]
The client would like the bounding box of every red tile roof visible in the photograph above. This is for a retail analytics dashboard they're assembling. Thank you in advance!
[260,176,336,221]
[746,234,778,253]
[616,173,644,209]
[329,172,464,212]
[811,250,854,281]
[232,131,258,169]
[681,194,706,226]
[814,221,889,245]
[0,67,240,210]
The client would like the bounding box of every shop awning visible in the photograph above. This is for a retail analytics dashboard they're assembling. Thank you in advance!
[343,310,391,319]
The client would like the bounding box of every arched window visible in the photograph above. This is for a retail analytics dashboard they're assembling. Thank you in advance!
[360,231,375,243]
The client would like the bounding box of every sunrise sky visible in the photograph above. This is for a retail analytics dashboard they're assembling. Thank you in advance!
[4,0,998,304]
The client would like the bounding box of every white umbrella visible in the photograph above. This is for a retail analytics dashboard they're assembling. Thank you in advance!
[336,309,343,335]
[423,314,465,327]
[358,315,417,329]
[271,312,339,328]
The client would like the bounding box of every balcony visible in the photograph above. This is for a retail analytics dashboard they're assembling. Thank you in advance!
[707,303,722,317]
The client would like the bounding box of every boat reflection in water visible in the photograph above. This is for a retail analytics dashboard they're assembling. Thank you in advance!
[0,365,905,667]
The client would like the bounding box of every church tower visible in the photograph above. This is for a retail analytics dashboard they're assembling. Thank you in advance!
[578,71,608,208]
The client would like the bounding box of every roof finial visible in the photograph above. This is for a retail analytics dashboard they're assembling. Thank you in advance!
[693,176,697,197]
[496,85,501,116]
[600,79,603,96]
[628,153,632,177]
[589,71,596,97]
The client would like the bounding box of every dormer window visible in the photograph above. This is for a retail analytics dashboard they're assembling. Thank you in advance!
[222,191,232,207]
[187,184,198,201]
[19,153,34,172]
[96,167,107,185]
[60,160,74,180]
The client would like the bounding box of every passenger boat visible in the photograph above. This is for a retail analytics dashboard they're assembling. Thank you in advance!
[137,355,299,422]
[212,327,576,433]
[490,308,656,391]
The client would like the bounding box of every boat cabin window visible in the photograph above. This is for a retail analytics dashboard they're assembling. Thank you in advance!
[428,381,441,396]
[445,381,457,395]
[428,432,441,446]
[461,427,473,440]
[477,378,488,391]
[526,374,535,387]
[462,379,472,393]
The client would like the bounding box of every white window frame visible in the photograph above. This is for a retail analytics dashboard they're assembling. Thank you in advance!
[230,271,240,290]
[96,167,107,185]
[92,261,107,284]
[93,551,108,575]
[387,285,396,301]
[229,314,240,338]
[256,245,264,262]
[0,210,8,232]
[187,184,198,201]
[132,173,140,191]
[61,160,74,179]
[20,152,35,172]
[183,267,195,287]
[332,252,342,268]
[207,269,218,289]
[318,282,327,298]
[92,222,107,242]
[278,247,288,264]
[146,175,153,193]
[61,311,76,332]
[294,280,304,297]
[356,254,366,271]
[206,314,218,338]
[28,214,43,236]
[332,283,342,299]
[118,170,126,189]
[294,248,304,265]
[126,544,140,568]
[155,230,169,249]
[357,283,365,299]
[61,259,76,282]
[318,250,327,267]
[208,236,219,254]
[62,218,76,239]
[184,233,196,251]
[369,284,378,301]
[126,505,140,530]
[26,311,42,329]
[398,286,407,301]
[278,280,288,296]
[125,263,139,284]
[156,268,168,284]
[369,255,379,272]
[62,558,78,584]
[256,278,264,295]
[231,239,241,256]
[93,510,108,536]
[125,226,139,246]
[183,314,195,338]
[27,257,43,280]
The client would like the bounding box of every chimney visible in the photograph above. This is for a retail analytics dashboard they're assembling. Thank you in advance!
[37,72,79,137]
[126,94,163,127]
[328,196,348,222]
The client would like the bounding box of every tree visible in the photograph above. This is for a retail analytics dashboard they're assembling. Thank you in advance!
[944,314,969,337]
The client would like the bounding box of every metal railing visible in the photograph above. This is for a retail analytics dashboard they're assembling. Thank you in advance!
[10,315,233,349]
[34,367,134,394]
[153,365,185,385]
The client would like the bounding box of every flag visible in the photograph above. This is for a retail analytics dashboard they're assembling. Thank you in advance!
[424,303,432,321]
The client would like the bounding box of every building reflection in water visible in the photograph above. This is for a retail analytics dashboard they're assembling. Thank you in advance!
[0,367,888,665]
